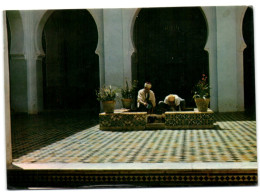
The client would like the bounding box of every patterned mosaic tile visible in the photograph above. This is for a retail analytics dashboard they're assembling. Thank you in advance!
[11,112,257,163]
[99,112,147,130]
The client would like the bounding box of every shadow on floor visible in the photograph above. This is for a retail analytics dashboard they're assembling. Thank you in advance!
[11,110,99,159]
[214,112,256,121]
[11,111,256,160]
[103,125,223,132]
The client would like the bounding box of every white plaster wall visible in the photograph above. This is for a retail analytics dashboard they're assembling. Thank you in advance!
[103,9,125,108]
[88,9,105,87]
[5,10,49,114]
[216,6,244,112]
[7,7,248,113]
[103,8,140,109]
[122,8,138,82]
[202,6,247,112]
[202,6,218,112]
[103,9,124,86]
[20,10,46,114]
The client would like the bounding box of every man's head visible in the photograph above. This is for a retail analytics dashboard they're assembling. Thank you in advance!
[144,82,152,92]
[168,95,175,105]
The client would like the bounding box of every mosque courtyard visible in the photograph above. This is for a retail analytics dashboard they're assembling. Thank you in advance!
[11,111,256,164]
[7,110,257,188]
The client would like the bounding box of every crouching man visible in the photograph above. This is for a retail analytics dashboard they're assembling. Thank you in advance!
[158,94,185,113]
[137,82,156,113]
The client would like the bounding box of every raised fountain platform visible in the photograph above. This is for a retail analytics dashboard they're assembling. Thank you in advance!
[99,109,215,131]
[164,108,215,129]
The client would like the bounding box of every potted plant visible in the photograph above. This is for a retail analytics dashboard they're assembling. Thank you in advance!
[193,74,210,112]
[121,80,138,109]
[96,85,117,113]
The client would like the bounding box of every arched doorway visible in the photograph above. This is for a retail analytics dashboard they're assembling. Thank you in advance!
[132,7,208,107]
[242,7,255,115]
[42,9,99,112]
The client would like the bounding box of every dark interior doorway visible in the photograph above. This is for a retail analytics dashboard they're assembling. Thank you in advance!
[132,7,208,107]
[42,10,99,112]
[243,7,255,115]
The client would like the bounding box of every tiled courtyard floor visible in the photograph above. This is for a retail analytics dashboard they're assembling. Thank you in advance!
[11,111,257,164]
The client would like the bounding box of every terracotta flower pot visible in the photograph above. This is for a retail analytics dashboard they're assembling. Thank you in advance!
[102,100,116,113]
[194,98,210,112]
[121,98,132,109]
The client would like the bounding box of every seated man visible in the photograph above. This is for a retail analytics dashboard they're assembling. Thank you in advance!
[137,82,156,113]
[158,94,185,113]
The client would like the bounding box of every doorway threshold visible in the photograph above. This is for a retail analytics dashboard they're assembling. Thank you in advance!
[11,161,257,170]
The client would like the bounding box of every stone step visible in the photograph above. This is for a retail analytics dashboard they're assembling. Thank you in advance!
[147,114,165,123]
[146,123,165,129]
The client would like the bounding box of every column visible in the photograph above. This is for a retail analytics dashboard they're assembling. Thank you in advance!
[216,6,244,112]
[21,11,43,114]
[7,11,28,113]
[103,9,125,108]
[202,7,218,112]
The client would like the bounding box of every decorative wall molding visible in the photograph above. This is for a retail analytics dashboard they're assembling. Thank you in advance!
[10,53,25,60]
[237,6,248,52]
[7,169,257,188]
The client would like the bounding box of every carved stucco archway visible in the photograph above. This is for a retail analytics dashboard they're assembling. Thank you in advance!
[35,10,103,58]
[129,8,209,53]
[6,11,25,58]
[242,6,254,113]
[5,9,104,164]
[130,7,210,107]
[201,7,218,111]
[34,9,104,111]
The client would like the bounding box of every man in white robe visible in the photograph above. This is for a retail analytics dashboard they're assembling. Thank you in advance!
[158,94,185,112]
[137,82,156,113]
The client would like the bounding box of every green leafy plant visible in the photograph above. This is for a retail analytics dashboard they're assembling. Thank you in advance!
[193,74,210,99]
[121,80,138,99]
[96,85,118,101]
